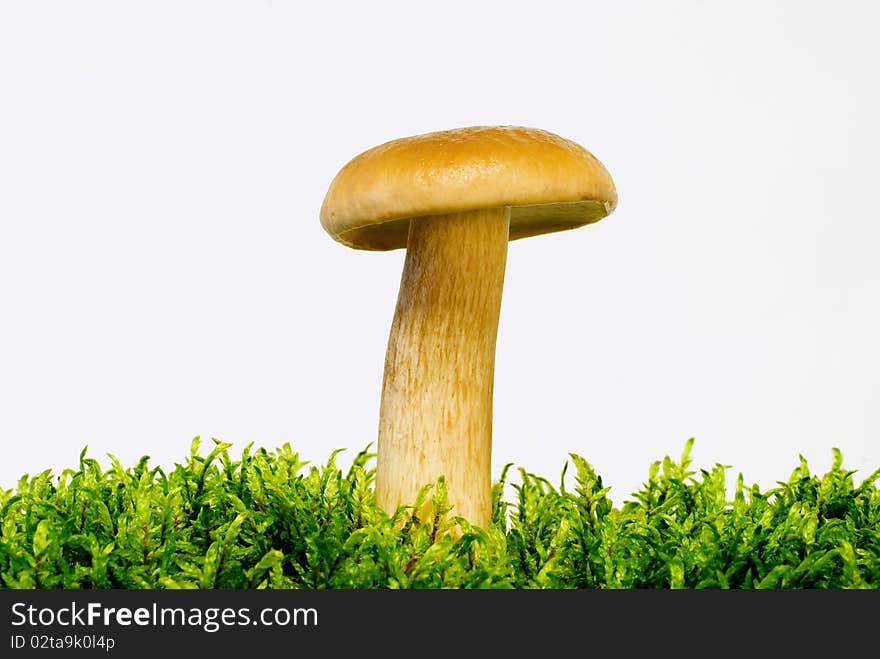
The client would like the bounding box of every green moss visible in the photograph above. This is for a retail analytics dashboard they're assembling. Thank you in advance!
[1,438,878,589]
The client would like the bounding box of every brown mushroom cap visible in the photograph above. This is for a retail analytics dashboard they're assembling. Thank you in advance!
[320,125,617,251]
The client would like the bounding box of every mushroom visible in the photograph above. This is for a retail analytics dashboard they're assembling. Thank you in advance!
[320,126,617,529]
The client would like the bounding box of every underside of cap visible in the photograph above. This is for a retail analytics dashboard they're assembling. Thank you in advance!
[320,126,618,251]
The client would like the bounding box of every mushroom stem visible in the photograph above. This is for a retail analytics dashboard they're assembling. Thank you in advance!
[376,207,510,529]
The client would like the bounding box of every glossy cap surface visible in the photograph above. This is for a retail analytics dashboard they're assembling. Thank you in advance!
[320,125,617,250]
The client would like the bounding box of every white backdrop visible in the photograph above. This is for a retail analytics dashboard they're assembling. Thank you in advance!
[2,1,878,505]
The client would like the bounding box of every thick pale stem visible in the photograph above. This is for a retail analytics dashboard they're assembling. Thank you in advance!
[376,207,510,529]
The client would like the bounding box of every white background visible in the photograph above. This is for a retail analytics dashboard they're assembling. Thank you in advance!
[2,1,878,505]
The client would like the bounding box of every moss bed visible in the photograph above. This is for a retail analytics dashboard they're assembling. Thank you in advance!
[1,438,878,589]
